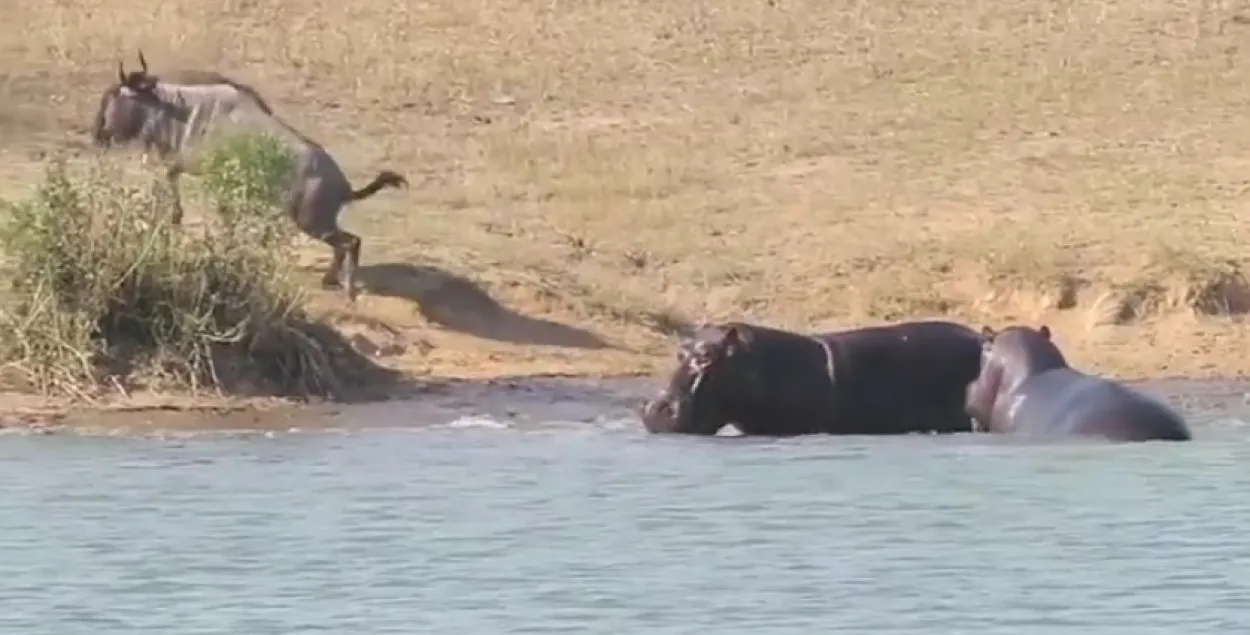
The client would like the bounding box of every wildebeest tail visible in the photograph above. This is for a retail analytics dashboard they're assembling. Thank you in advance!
[349,170,408,201]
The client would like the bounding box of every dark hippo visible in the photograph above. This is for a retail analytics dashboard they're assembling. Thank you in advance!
[965,324,1192,442]
[639,320,983,436]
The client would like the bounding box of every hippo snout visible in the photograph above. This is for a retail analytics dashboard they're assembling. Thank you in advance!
[640,397,669,420]
[640,394,680,433]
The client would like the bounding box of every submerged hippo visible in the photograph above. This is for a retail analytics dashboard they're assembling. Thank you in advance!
[639,320,983,436]
[965,324,1192,442]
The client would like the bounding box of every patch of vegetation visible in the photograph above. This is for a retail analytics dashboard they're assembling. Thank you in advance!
[963,234,1087,311]
[0,134,392,400]
[200,132,299,242]
[1102,246,1250,325]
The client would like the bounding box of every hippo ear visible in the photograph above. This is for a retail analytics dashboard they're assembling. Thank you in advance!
[118,60,126,84]
[722,323,754,356]
[979,325,996,342]
[674,338,691,359]
[1038,324,1051,340]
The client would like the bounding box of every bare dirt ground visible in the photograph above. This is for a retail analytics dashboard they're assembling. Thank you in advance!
[5,0,1250,418]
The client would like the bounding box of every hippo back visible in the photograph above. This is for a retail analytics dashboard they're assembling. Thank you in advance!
[815,320,983,434]
[1012,369,1192,441]
[713,324,847,436]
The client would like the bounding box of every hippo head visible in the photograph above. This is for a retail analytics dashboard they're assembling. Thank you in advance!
[639,323,759,435]
[965,324,1056,431]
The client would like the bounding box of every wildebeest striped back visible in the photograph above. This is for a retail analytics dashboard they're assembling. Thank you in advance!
[156,70,277,116]
[134,79,320,160]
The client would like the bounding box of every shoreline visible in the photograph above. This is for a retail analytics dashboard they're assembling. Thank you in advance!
[10,308,1250,421]
[0,367,661,433]
[3,353,1250,435]
[6,293,1250,434]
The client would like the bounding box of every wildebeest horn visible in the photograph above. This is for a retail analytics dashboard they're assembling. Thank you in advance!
[118,60,126,83]
[137,50,149,74]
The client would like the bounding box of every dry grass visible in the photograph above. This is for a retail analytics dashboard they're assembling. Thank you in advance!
[5,0,1250,383]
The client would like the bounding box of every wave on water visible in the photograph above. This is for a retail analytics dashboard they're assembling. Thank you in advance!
[0,426,54,437]
[444,416,511,430]
[436,414,644,434]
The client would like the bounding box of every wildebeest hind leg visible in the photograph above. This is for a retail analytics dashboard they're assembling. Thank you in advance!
[292,191,361,301]
[337,230,363,302]
[318,238,345,290]
[316,229,362,301]
[289,192,342,290]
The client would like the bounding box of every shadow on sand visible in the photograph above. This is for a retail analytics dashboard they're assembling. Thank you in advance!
[355,262,611,350]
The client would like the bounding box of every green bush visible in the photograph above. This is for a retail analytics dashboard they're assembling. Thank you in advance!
[0,136,385,400]
[199,131,299,247]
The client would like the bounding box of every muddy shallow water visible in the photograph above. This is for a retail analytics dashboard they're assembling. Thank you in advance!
[4,378,1250,633]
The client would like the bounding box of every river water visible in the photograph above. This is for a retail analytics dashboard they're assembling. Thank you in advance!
[2,378,1250,633]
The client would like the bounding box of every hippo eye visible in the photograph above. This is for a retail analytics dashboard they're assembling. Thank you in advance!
[690,350,715,371]
[692,343,715,361]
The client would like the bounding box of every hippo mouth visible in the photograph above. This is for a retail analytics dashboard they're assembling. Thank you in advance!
[640,355,714,432]
[641,382,698,429]
[641,397,675,422]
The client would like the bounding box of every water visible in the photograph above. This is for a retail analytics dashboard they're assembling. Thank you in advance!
[2,378,1250,634]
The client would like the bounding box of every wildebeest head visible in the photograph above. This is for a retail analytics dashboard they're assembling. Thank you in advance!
[965,324,1063,430]
[639,322,760,435]
[92,51,169,150]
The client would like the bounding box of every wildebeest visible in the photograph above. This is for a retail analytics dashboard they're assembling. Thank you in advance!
[639,320,984,436]
[91,51,408,301]
[965,324,1192,442]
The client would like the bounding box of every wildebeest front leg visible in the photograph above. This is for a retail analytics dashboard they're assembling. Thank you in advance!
[166,162,186,226]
